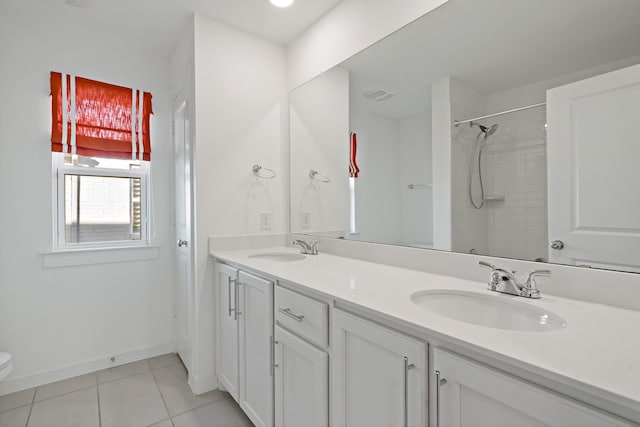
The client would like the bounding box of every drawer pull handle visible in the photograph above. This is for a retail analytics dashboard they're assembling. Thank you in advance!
[277,307,304,322]
[434,370,445,427]
[271,336,278,376]
[227,277,237,317]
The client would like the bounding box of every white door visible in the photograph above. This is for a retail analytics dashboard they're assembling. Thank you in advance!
[217,263,240,401]
[433,349,632,427]
[547,64,640,272]
[238,271,274,427]
[332,309,427,427]
[274,325,328,427]
[173,97,193,369]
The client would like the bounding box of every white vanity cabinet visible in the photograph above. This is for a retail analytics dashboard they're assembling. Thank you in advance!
[432,349,632,427]
[332,309,427,427]
[273,285,329,427]
[216,263,274,427]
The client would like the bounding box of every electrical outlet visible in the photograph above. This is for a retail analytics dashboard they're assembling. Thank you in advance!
[301,212,311,229]
[260,212,271,231]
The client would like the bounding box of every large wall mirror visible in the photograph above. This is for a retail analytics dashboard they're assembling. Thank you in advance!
[290,0,640,273]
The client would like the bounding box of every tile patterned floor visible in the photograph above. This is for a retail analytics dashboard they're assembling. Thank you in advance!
[0,354,253,427]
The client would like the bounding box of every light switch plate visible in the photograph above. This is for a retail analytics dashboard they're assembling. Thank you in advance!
[301,212,311,229]
[260,212,271,231]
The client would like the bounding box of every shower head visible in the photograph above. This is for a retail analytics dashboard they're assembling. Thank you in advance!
[470,121,498,137]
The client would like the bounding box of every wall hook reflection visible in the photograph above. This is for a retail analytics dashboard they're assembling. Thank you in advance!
[309,170,331,183]
[252,164,276,179]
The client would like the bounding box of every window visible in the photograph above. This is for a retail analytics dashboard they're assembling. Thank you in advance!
[54,154,149,248]
[50,72,153,249]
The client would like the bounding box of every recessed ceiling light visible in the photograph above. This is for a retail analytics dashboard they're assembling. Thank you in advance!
[269,0,294,8]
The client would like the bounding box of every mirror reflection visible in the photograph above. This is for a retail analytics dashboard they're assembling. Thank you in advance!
[290,0,640,273]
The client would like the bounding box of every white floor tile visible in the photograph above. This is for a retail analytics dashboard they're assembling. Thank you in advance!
[97,359,150,384]
[27,387,98,427]
[148,353,180,370]
[0,405,30,427]
[99,372,168,427]
[153,363,224,416]
[0,388,35,413]
[172,399,252,427]
[34,372,96,402]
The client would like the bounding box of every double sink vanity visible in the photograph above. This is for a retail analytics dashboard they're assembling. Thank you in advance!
[211,243,640,427]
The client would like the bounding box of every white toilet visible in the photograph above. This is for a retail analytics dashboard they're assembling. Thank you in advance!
[0,352,12,382]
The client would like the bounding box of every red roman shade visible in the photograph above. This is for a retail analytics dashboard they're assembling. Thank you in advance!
[349,132,360,178]
[50,72,153,161]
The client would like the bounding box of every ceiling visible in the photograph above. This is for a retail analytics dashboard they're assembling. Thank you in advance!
[1,0,342,53]
[343,0,640,119]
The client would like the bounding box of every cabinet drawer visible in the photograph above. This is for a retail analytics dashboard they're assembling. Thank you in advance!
[275,286,328,347]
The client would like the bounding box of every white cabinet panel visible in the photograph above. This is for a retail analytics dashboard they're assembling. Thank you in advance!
[274,325,328,427]
[217,263,239,401]
[275,285,329,348]
[433,349,633,427]
[332,309,427,427]
[239,271,274,427]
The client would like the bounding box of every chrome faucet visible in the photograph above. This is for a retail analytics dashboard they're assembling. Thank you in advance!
[479,261,550,299]
[292,239,319,255]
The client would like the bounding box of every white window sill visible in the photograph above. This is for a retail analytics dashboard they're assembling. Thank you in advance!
[43,245,160,268]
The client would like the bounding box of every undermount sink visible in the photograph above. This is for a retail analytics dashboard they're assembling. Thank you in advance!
[248,252,306,262]
[410,290,566,332]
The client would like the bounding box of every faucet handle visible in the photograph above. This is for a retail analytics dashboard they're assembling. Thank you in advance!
[525,269,550,284]
[478,260,498,270]
[310,240,320,255]
[523,269,550,299]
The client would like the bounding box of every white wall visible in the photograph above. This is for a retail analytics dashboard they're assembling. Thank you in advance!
[431,78,453,250]
[192,15,287,387]
[0,5,175,394]
[350,108,402,243]
[290,67,350,235]
[399,113,433,246]
[286,0,450,90]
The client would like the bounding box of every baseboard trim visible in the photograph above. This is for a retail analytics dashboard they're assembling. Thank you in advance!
[0,341,175,396]
[188,371,218,395]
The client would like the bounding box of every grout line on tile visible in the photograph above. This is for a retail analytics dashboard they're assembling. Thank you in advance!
[96,374,102,427]
[33,382,98,405]
[165,397,227,420]
[150,364,173,422]
[98,367,152,386]
[97,359,152,385]
[0,403,31,415]
[24,386,37,427]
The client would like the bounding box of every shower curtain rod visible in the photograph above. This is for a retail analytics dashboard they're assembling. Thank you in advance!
[454,102,546,127]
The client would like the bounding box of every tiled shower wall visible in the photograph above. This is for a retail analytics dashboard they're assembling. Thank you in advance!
[484,105,548,261]
[453,105,548,261]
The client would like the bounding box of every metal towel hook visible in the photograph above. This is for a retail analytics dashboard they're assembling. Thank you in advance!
[252,164,276,179]
[309,169,330,183]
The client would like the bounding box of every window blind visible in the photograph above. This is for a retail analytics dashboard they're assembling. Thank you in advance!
[50,72,153,161]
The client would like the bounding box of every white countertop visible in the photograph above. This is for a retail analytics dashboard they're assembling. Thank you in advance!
[212,247,640,421]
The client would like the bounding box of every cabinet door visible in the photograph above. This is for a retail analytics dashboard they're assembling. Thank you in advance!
[216,263,239,401]
[433,349,632,427]
[238,271,274,427]
[274,325,328,427]
[332,309,427,427]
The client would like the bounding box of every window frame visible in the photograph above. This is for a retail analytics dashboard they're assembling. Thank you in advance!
[52,153,150,250]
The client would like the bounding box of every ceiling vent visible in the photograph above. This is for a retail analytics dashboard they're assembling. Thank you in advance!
[65,0,93,8]
[362,89,395,102]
